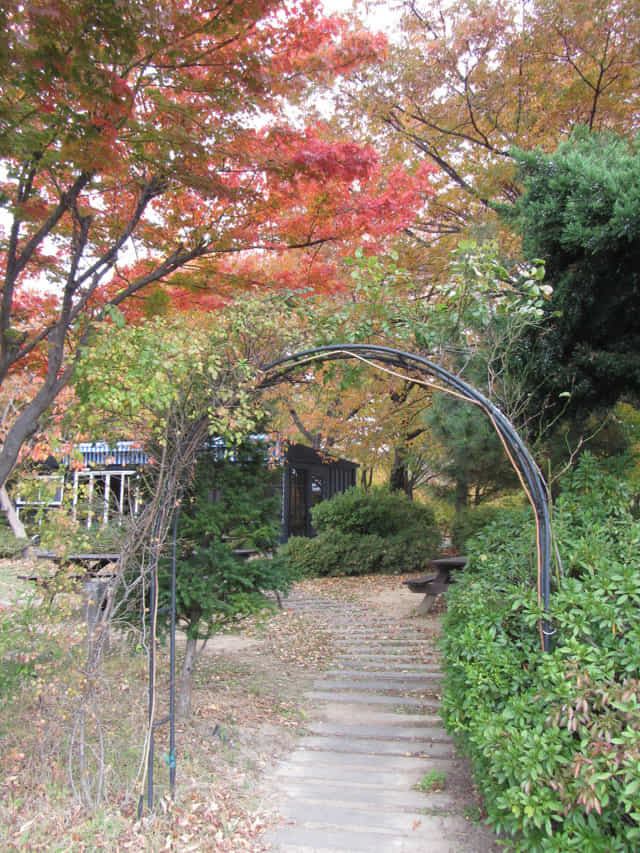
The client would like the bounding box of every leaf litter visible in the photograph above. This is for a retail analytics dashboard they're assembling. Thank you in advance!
[0,571,459,851]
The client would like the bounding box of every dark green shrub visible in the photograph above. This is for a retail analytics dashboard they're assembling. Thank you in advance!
[279,487,441,577]
[280,531,388,577]
[440,455,640,850]
[122,439,299,640]
[156,439,293,638]
[311,485,438,538]
[449,505,504,550]
[380,527,447,574]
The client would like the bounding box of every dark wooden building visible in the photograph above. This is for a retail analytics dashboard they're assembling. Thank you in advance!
[283,444,358,540]
[16,440,358,542]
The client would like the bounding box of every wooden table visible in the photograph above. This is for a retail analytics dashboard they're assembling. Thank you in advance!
[404,556,468,614]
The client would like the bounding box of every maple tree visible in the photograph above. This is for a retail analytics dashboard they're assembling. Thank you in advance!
[0,0,435,507]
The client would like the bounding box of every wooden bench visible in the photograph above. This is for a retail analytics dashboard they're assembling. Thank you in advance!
[404,556,467,614]
[18,553,121,644]
[35,551,120,571]
[19,552,119,585]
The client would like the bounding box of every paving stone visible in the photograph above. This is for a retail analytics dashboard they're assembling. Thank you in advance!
[275,749,455,775]
[305,689,440,709]
[334,644,435,657]
[318,707,443,725]
[273,778,458,812]
[313,676,440,692]
[326,665,442,676]
[321,668,442,680]
[264,824,473,853]
[278,800,458,834]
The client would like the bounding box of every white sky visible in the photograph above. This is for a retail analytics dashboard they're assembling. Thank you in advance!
[321,0,404,36]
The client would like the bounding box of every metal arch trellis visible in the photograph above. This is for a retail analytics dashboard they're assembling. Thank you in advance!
[260,343,555,653]
[144,341,554,813]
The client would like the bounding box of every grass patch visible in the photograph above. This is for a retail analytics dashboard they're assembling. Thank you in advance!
[0,555,34,605]
[415,770,447,793]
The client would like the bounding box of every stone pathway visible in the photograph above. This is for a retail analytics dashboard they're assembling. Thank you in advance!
[261,590,499,853]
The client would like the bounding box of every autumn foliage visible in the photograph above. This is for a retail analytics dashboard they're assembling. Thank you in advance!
[0,0,434,488]
[355,0,640,263]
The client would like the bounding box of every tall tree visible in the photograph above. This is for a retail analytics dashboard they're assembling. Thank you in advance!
[0,0,433,500]
[262,242,547,494]
[341,0,640,268]
[507,128,640,425]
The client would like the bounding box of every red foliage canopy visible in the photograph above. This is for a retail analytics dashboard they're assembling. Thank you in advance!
[0,0,434,485]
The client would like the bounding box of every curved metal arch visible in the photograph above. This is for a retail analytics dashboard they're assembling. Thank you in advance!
[260,343,554,652]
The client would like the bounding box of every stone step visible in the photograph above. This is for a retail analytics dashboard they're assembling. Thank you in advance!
[335,655,441,668]
[264,821,470,853]
[278,800,458,835]
[306,690,441,710]
[318,708,443,726]
[319,671,441,685]
[274,762,451,792]
[313,678,441,695]
[295,736,456,758]
[272,778,457,813]
[277,748,455,775]
[328,629,432,638]
[333,637,432,646]
[306,721,453,743]
[334,644,435,656]
[327,665,441,675]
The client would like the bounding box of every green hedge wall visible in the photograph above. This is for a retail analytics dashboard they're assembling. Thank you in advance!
[440,454,640,851]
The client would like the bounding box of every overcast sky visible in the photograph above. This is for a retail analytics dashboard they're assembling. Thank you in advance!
[322,0,404,35]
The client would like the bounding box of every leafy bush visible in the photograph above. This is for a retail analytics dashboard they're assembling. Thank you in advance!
[440,454,640,850]
[449,504,504,550]
[0,595,81,711]
[280,531,386,577]
[0,525,26,558]
[279,487,441,577]
[311,485,438,538]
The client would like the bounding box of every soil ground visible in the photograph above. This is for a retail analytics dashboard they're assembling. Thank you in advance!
[0,566,497,851]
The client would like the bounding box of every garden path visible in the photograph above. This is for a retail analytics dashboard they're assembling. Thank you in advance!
[259,587,500,853]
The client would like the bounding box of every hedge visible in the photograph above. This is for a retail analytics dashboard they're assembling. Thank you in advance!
[440,454,640,851]
[279,486,441,577]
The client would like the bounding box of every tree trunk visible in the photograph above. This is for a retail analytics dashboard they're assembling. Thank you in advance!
[455,478,469,513]
[390,448,413,498]
[177,635,199,718]
[0,485,26,539]
[0,372,67,490]
[360,466,373,490]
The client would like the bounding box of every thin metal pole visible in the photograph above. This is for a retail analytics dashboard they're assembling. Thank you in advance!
[169,495,180,797]
[147,552,156,811]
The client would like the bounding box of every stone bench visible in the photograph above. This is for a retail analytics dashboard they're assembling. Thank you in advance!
[404,556,467,614]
